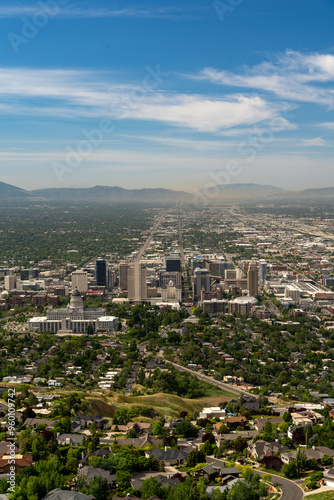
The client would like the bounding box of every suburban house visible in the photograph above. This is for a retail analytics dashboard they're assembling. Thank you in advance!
[57,434,85,446]
[213,422,227,433]
[206,479,242,497]
[247,440,287,461]
[191,463,240,484]
[241,396,260,412]
[71,415,109,432]
[290,410,324,427]
[225,416,247,430]
[110,422,151,434]
[145,448,188,465]
[253,418,283,432]
[24,418,56,430]
[199,407,226,420]
[0,441,19,454]
[75,466,116,489]
[0,453,33,473]
[81,448,112,465]
[131,472,180,490]
[102,434,161,449]
[42,489,95,500]
[281,446,334,464]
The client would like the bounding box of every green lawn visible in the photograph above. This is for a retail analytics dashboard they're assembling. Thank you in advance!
[305,492,334,499]
[257,467,286,478]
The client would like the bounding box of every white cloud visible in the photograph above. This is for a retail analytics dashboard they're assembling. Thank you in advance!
[0,67,290,132]
[123,135,240,150]
[301,138,328,147]
[0,4,187,20]
[189,50,334,107]
[317,122,334,130]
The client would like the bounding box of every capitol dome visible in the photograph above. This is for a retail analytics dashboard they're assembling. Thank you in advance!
[69,287,84,309]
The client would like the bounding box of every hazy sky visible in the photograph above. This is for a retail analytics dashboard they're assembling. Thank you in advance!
[1,0,334,192]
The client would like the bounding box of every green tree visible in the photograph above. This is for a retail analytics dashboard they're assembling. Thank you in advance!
[142,476,165,499]
[86,324,94,335]
[116,470,132,490]
[200,440,214,455]
[282,461,299,479]
[175,421,198,438]
[295,448,308,471]
[321,455,333,466]
[187,449,206,467]
[89,476,109,500]
[283,411,292,423]
[151,420,164,436]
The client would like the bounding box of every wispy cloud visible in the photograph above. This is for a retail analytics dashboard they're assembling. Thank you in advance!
[187,50,334,108]
[0,4,198,20]
[301,138,329,147]
[122,135,241,150]
[0,67,291,132]
[318,122,334,130]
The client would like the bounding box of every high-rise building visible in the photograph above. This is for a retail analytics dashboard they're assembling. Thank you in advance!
[225,269,237,280]
[242,260,251,275]
[20,269,39,281]
[159,271,181,287]
[108,268,116,289]
[71,270,88,292]
[5,275,16,290]
[128,262,147,302]
[259,261,267,286]
[324,277,334,287]
[189,258,205,270]
[165,255,181,273]
[119,262,129,291]
[247,261,258,297]
[207,260,233,277]
[193,268,211,298]
[95,259,107,287]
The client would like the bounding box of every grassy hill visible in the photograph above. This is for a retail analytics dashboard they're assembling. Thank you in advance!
[112,390,233,420]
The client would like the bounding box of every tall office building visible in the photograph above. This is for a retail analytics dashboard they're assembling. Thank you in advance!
[95,259,107,287]
[119,262,129,291]
[208,260,233,277]
[259,261,267,286]
[193,268,211,298]
[20,269,39,281]
[108,268,116,289]
[159,271,181,287]
[128,262,147,302]
[71,270,88,292]
[189,258,205,270]
[247,261,258,297]
[166,255,181,273]
[5,275,16,290]
[225,269,237,280]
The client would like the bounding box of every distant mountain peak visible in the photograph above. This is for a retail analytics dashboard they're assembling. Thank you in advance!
[0,181,32,198]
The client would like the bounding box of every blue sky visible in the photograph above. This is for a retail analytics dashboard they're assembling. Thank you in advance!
[1,0,334,191]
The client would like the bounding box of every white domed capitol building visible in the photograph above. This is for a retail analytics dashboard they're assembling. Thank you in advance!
[28,288,118,334]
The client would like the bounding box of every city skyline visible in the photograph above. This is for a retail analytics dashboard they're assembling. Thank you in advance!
[1,0,334,190]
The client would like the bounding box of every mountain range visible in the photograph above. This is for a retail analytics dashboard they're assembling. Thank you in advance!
[2,180,334,203]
